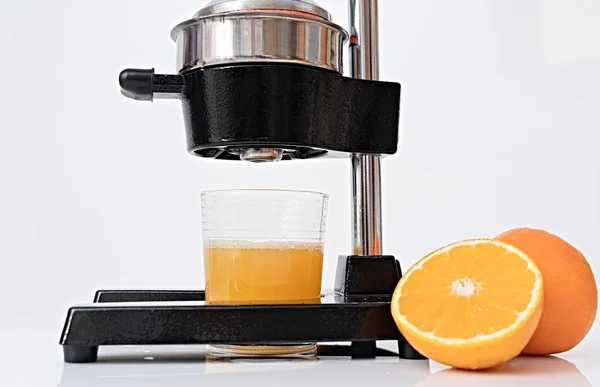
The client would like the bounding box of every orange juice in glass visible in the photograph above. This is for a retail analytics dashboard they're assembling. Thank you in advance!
[201,190,328,359]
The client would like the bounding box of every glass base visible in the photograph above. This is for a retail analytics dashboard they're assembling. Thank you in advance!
[207,344,317,360]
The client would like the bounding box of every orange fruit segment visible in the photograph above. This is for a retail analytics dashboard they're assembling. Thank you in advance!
[391,239,544,370]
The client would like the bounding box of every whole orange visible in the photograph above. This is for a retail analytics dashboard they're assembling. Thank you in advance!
[496,227,597,355]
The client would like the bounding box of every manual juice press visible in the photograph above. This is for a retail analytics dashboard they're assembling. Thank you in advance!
[59,0,426,363]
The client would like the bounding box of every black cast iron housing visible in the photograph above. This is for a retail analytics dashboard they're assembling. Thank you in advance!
[119,64,401,160]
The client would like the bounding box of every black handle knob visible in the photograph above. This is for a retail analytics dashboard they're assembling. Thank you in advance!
[119,69,185,101]
[119,68,155,101]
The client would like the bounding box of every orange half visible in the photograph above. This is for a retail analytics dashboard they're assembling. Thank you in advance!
[391,239,544,370]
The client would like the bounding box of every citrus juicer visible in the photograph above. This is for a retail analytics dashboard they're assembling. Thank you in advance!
[59,0,426,363]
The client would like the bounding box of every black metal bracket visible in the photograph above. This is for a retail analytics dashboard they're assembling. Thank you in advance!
[120,65,401,160]
[59,256,425,363]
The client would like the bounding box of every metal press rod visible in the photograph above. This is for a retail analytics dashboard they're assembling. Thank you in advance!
[349,0,383,256]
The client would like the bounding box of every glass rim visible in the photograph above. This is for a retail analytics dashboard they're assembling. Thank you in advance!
[201,189,329,199]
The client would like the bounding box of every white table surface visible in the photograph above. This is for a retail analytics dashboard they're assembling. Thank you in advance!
[2,311,599,386]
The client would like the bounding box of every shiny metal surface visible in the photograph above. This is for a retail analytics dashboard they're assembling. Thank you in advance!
[171,1,347,73]
[351,154,382,255]
[239,148,284,162]
[355,0,379,80]
[194,0,331,20]
[349,0,383,256]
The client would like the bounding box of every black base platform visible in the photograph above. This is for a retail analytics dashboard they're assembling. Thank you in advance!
[59,255,425,363]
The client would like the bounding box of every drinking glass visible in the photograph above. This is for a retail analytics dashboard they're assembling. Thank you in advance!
[201,189,329,359]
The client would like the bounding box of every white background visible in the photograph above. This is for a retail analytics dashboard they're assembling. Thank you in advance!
[1,0,598,346]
